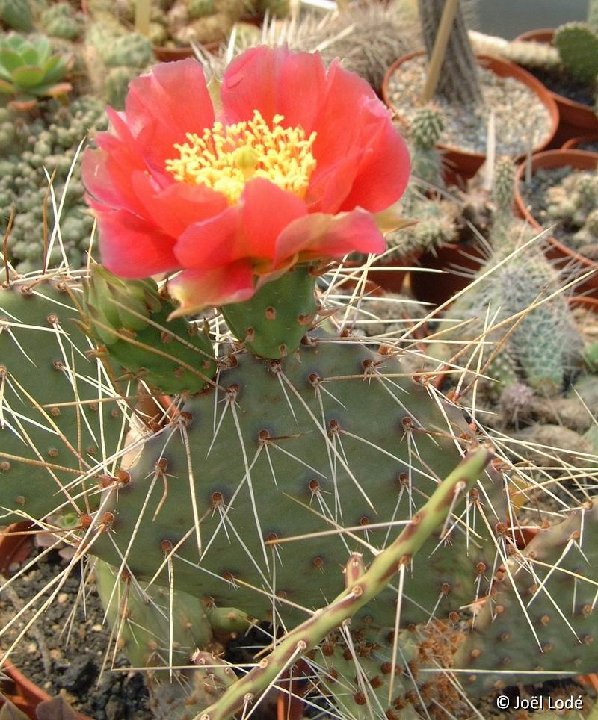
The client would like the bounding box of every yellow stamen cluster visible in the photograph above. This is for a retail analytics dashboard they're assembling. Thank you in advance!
[165,110,317,204]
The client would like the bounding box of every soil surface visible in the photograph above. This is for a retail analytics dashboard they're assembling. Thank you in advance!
[518,165,596,256]
[524,65,595,107]
[0,546,152,720]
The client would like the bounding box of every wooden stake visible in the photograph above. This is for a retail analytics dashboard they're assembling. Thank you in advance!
[135,0,152,36]
[421,0,459,103]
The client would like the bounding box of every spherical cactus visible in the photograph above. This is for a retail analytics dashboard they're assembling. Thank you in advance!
[554,21,598,84]
[103,32,153,68]
[188,0,216,19]
[104,65,139,109]
[0,0,33,31]
[40,2,83,40]
[410,105,444,150]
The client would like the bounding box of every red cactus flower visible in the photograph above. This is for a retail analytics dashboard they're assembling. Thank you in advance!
[83,46,410,314]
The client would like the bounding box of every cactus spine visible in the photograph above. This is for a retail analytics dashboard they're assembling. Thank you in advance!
[200,449,491,720]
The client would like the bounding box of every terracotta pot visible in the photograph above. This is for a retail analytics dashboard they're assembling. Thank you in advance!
[514,149,598,299]
[514,29,598,143]
[409,241,486,307]
[562,134,598,151]
[0,523,91,720]
[153,42,220,62]
[382,51,559,182]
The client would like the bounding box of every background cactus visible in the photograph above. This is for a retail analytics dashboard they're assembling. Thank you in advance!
[0,0,33,31]
[85,21,153,109]
[418,0,481,106]
[554,21,598,85]
[0,96,106,273]
[0,33,72,103]
[39,2,84,41]
[434,154,585,398]
[544,170,598,260]
[408,104,446,189]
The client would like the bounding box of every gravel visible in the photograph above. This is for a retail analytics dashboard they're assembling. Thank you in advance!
[0,547,152,720]
[386,55,553,156]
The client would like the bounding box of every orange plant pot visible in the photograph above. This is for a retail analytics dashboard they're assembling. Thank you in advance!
[382,51,559,182]
[409,241,486,307]
[561,134,598,151]
[514,149,598,299]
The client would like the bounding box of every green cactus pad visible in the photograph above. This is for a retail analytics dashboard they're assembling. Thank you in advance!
[83,267,217,395]
[95,558,213,670]
[220,265,318,359]
[90,332,508,628]
[317,622,467,719]
[0,276,130,520]
[454,500,598,694]
[149,652,238,720]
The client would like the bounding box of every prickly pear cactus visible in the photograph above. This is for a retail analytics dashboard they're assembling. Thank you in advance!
[89,319,507,629]
[149,652,238,720]
[454,499,598,693]
[95,559,214,669]
[220,265,317,359]
[0,275,130,519]
[83,267,217,394]
[95,559,243,720]
[316,621,469,720]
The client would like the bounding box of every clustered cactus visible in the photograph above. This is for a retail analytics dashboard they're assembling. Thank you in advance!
[435,158,585,398]
[545,170,598,260]
[0,96,106,273]
[39,2,85,41]
[85,20,153,108]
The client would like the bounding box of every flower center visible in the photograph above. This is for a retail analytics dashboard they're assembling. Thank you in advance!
[165,110,317,204]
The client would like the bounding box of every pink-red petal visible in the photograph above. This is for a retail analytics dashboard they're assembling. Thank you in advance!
[174,207,240,270]
[221,46,326,132]
[338,106,410,212]
[95,209,179,278]
[168,263,255,316]
[174,179,307,270]
[131,172,228,238]
[307,61,409,214]
[274,210,386,266]
[239,179,307,259]
[125,59,215,173]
